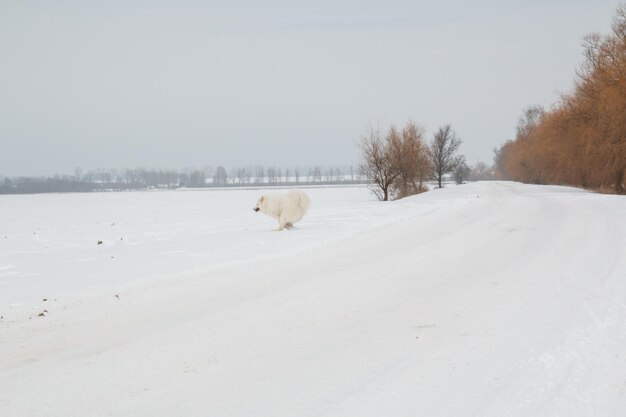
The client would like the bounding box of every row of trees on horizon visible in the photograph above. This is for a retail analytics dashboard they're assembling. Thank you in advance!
[494,5,626,194]
[0,157,496,195]
[0,165,365,194]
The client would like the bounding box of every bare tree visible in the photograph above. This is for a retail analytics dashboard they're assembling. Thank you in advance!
[255,165,265,185]
[516,106,545,139]
[429,125,462,188]
[334,166,343,182]
[325,166,335,182]
[358,126,401,201]
[235,168,248,185]
[284,168,290,184]
[312,166,322,183]
[294,167,300,184]
[470,161,496,181]
[231,167,241,185]
[188,170,206,187]
[266,166,278,184]
[213,166,228,186]
[493,143,511,180]
[452,156,470,184]
[203,166,215,179]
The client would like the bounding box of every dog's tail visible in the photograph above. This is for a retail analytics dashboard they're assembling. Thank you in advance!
[294,191,311,214]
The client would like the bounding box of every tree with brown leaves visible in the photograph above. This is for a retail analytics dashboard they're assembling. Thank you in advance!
[498,5,626,193]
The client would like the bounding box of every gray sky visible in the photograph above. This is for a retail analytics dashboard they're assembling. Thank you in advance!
[0,0,619,176]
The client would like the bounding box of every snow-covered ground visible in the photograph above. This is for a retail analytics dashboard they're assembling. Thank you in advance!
[1,182,625,416]
[0,185,383,311]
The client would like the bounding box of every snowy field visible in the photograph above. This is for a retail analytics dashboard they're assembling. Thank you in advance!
[1,182,625,416]
[0,185,382,311]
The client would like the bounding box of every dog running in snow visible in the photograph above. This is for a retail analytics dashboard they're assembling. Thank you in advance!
[253,190,310,231]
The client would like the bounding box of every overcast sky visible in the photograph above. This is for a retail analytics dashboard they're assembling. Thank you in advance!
[0,0,620,176]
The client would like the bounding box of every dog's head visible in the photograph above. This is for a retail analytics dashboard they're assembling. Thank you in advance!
[253,195,265,213]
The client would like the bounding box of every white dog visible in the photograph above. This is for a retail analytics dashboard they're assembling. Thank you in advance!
[253,190,310,231]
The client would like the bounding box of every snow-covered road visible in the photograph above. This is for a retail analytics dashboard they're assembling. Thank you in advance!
[1,182,625,416]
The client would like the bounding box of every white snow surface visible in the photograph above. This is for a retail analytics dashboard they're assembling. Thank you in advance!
[1,182,625,416]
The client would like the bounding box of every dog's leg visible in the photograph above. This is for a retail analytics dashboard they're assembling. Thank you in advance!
[274,215,291,231]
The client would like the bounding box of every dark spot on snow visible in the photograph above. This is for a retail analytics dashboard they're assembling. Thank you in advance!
[115,294,120,299]
[97,240,103,245]
[38,312,45,317]
[43,298,48,302]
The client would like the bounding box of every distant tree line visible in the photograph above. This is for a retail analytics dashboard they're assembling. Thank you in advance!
[358,120,492,201]
[494,5,626,194]
[0,165,365,195]
[219,164,365,187]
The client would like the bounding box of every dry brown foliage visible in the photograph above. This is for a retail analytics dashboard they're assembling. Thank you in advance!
[359,121,430,200]
[497,5,626,193]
